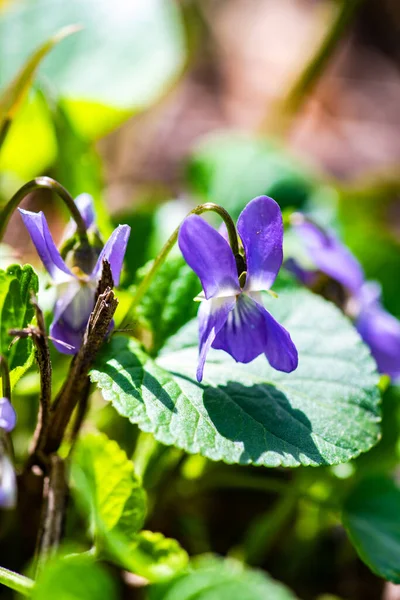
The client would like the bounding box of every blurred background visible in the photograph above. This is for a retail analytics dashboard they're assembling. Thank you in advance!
[1,0,400,599]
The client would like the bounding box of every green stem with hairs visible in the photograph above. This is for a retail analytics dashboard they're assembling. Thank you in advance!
[0,177,88,242]
[0,355,11,400]
[0,566,34,596]
[123,203,239,324]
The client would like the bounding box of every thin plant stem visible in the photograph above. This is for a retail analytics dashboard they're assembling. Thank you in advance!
[0,566,34,596]
[35,455,67,576]
[0,355,11,400]
[0,176,88,242]
[262,0,365,135]
[122,203,239,326]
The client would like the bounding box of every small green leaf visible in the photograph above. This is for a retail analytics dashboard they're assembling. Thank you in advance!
[148,555,299,600]
[0,264,38,388]
[71,432,146,534]
[342,475,400,582]
[113,530,189,582]
[71,432,187,581]
[91,287,380,468]
[132,255,200,354]
[32,555,119,600]
[186,132,316,219]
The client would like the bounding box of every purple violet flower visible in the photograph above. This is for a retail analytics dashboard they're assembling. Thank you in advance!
[291,217,400,381]
[18,197,130,354]
[178,195,298,382]
[0,397,16,432]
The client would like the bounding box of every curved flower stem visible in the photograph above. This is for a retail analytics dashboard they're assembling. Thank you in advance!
[262,0,365,135]
[123,203,239,323]
[0,176,88,242]
[0,355,11,400]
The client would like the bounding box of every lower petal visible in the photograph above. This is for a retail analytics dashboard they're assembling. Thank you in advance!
[212,294,298,372]
[212,294,269,363]
[357,305,400,381]
[261,305,298,373]
[50,318,84,355]
[50,283,96,355]
[197,296,235,382]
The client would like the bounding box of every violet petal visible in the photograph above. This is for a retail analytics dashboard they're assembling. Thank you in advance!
[179,215,241,300]
[237,196,283,292]
[295,220,364,294]
[91,224,131,286]
[18,209,73,283]
[75,193,96,229]
[212,294,269,362]
[50,281,96,354]
[0,398,16,432]
[197,296,236,381]
[356,287,400,381]
[0,453,17,509]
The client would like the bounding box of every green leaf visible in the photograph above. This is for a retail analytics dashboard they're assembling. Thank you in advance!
[0,0,186,140]
[132,255,201,354]
[71,432,146,533]
[115,530,189,582]
[71,432,187,581]
[0,264,38,388]
[91,287,380,468]
[32,555,119,600]
[186,132,316,219]
[0,25,78,144]
[342,475,400,582]
[148,555,299,600]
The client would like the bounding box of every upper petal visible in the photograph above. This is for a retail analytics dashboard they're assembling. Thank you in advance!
[237,196,283,292]
[197,296,236,381]
[295,220,364,294]
[178,215,241,300]
[91,224,131,286]
[18,209,73,282]
[75,193,96,229]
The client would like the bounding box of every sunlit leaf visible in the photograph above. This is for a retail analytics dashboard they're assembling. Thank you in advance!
[71,432,146,533]
[148,555,299,600]
[0,264,38,388]
[91,287,380,468]
[32,555,119,600]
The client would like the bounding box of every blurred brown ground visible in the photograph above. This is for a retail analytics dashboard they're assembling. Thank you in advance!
[101,0,400,210]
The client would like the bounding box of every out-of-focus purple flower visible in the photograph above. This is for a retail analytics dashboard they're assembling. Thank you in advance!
[290,216,400,382]
[0,398,16,509]
[0,452,16,509]
[0,398,16,432]
[19,197,130,354]
[178,196,298,382]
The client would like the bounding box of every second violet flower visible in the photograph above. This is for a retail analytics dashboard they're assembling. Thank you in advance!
[19,194,130,355]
